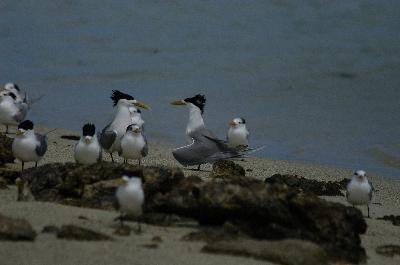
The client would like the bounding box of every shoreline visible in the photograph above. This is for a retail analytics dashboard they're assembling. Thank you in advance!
[1,126,400,264]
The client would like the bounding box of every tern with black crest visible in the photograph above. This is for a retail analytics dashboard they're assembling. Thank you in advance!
[74,123,102,164]
[12,120,48,171]
[99,90,150,162]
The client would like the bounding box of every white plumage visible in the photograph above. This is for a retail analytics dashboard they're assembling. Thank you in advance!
[346,170,374,217]
[227,117,249,149]
[74,124,102,164]
[119,124,148,165]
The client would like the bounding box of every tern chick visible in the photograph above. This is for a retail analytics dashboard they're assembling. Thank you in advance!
[100,90,150,162]
[227,117,249,149]
[12,120,48,171]
[116,176,144,231]
[119,124,148,165]
[346,170,374,218]
[74,123,102,164]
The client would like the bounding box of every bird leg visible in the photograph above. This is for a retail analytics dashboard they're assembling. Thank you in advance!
[124,159,127,164]
[21,162,24,172]
[16,177,24,201]
[35,162,38,168]
[138,159,141,166]
[110,153,114,162]
[367,205,370,218]
[5,125,8,134]
[119,213,124,228]
[196,164,201,171]
[136,221,142,233]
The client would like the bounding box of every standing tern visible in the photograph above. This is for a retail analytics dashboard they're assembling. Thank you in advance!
[74,123,102,164]
[119,124,148,165]
[99,90,150,162]
[346,170,374,218]
[12,120,48,171]
[116,175,144,231]
[129,107,145,129]
[170,94,240,170]
[227,117,249,150]
[0,91,28,133]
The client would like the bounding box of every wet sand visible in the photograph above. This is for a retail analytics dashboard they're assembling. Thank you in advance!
[0,126,400,265]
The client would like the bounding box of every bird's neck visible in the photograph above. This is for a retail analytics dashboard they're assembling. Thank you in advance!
[186,105,204,135]
[24,130,35,138]
[114,105,131,120]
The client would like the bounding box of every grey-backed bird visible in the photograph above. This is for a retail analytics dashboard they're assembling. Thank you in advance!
[346,170,374,218]
[12,120,48,171]
[170,94,239,170]
[0,91,28,134]
[99,90,150,162]
[119,124,148,165]
[74,123,102,164]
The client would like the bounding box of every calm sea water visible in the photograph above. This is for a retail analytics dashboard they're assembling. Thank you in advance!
[1,1,399,177]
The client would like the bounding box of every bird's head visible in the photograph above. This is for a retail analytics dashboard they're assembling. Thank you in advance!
[126,124,142,134]
[354,170,367,181]
[229,117,246,128]
[111,90,150,110]
[170,94,206,114]
[17,120,34,136]
[82,123,96,144]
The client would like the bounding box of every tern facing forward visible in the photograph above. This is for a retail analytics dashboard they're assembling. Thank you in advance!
[170,94,239,170]
[119,124,148,165]
[100,90,150,162]
[227,117,249,150]
[74,123,102,164]
[346,170,374,218]
[116,176,144,231]
[12,120,48,171]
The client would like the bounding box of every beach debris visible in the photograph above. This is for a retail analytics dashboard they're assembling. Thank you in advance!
[202,239,328,265]
[0,168,20,185]
[376,245,400,257]
[57,225,112,241]
[265,174,348,196]
[0,213,37,241]
[0,133,14,165]
[209,160,245,179]
[140,243,159,249]
[377,215,400,226]
[60,135,80,141]
[23,162,366,263]
[182,225,239,243]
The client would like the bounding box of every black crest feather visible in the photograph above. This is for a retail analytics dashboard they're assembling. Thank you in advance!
[18,120,34,130]
[111,90,134,106]
[240,117,246,124]
[82,123,96,136]
[13,84,20,92]
[184,94,206,114]
[8,92,16,100]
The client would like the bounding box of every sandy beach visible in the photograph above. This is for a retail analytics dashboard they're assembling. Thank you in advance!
[0,126,400,265]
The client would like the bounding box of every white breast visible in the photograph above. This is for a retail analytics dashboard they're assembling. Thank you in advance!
[12,136,41,162]
[346,180,372,205]
[227,127,249,148]
[116,183,144,217]
[120,134,146,160]
[74,139,101,164]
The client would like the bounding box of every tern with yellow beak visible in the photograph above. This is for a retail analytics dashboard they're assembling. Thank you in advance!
[74,123,102,164]
[100,90,150,162]
[170,94,241,170]
[12,120,48,171]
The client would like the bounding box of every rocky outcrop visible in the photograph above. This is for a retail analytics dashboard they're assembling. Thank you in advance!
[376,245,400,257]
[202,239,328,265]
[0,213,36,241]
[57,225,113,241]
[265,174,349,196]
[0,133,14,165]
[23,162,366,263]
[377,215,400,226]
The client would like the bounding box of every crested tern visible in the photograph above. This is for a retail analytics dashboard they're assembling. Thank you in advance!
[4,83,24,103]
[0,91,28,133]
[74,123,102,164]
[170,94,239,170]
[346,170,374,218]
[129,107,145,129]
[119,124,148,165]
[99,90,150,162]
[227,117,249,149]
[116,175,144,231]
[12,120,48,171]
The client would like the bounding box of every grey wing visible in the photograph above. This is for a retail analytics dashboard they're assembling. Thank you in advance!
[99,124,116,150]
[141,134,148,157]
[369,181,374,201]
[35,133,48,157]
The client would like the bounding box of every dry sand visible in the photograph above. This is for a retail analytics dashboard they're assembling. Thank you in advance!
[0,126,399,265]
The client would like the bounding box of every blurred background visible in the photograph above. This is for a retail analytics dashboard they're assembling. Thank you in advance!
[0,0,399,177]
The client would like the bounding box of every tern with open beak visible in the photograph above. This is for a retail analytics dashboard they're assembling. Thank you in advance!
[99,90,150,162]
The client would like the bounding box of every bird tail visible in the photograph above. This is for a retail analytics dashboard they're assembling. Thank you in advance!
[208,145,266,161]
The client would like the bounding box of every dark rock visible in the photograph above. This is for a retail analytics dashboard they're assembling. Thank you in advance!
[0,213,36,241]
[78,215,89,220]
[182,225,239,243]
[0,133,14,165]
[377,215,400,226]
[42,225,60,234]
[210,160,245,179]
[376,245,400,257]
[0,168,20,185]
[149,175,366,263]
[57,225,112,241]
[202,239,329,265]
[24,162,184,210]
[0,177,8,189]
[265,174,349,196]
[140,243,159,249]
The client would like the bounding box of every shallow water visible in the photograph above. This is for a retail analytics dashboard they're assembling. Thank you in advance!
[1,0,399,177]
